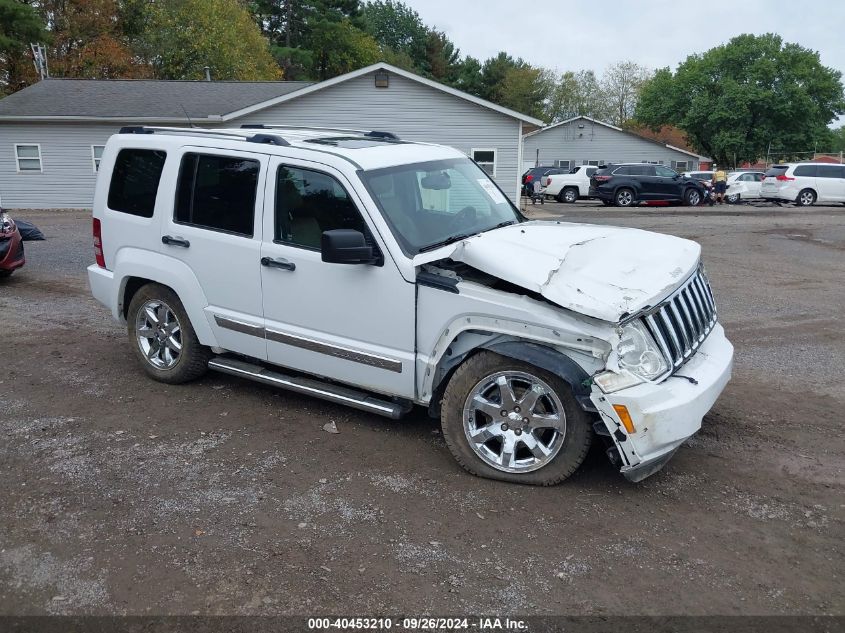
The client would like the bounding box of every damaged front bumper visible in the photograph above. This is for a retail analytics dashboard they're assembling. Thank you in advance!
[591,323,733,482]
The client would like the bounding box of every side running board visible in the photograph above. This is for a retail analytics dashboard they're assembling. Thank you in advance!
[208,356,409,420]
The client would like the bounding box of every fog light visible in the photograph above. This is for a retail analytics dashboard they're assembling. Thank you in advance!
[613,404,636,434]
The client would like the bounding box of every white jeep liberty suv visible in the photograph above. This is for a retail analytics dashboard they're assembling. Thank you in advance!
[88,125,733,484]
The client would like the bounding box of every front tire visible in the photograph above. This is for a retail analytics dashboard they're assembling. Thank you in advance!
[440,351,593,485]
[127,283,212,384]
[726,193,740,204]
[684,188,702,206]
[796,189,816,206]
[559,187,578,204]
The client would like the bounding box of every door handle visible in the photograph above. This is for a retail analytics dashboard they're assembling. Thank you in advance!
[162,235,190,248]
[261,256,296,271]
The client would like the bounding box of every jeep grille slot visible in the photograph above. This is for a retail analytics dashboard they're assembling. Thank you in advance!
[642,268,717,370]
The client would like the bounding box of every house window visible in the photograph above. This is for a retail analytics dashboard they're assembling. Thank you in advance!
[673,160,689,171]
[15,144,42,172]
[471,149,497,177]
[92,145,105,172]
[586,160,601,166]
[557,160,571,170]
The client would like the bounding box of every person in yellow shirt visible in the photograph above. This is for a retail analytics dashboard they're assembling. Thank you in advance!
[712,164,728,204]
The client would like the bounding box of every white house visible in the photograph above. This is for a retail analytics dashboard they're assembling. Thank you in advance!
[0,62,543,208]
[522,116,708,173]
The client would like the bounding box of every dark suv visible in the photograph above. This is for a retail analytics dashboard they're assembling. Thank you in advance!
[521,166,567,196]
[589,163,707,207]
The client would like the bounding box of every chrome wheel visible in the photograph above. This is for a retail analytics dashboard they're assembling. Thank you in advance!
[687,190,701,206]
[462,371,566,473]
[563,188,578,203]
[615,189,633,207]
[726,193,740,204]
[135,300,182,369]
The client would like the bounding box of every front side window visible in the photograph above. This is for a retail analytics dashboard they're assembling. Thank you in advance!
[92,145,105,172]
[655,165,678,178]
[175,153,259,236]
[15,144,42,172]
[471,149,497,176]
[275,165,368,250]
[362,157,519,255]
[816,165,845,179]
[107,148,167,218]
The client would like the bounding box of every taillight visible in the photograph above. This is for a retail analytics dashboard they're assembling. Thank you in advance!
[526,175,534,182]
[776,174,795,181]
[594,175,612,182]
[93,217,105,268]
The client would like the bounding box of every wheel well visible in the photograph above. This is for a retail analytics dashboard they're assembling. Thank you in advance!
[121,277,173,318]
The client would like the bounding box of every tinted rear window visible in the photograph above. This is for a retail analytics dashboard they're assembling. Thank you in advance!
[175,153,259,236]
[107,148,167,217]
[764,166,788,177]
[793,165,817,177]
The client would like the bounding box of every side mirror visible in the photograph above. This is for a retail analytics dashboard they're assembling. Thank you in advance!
[321,229,380,265]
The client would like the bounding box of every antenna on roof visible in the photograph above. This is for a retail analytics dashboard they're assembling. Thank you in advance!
[30,43,49,80]
[179,103,196,128]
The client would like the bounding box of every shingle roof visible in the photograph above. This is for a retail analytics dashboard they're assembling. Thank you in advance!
[0,78,314,120]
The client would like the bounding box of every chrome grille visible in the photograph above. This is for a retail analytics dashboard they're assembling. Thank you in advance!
[641,267,717,371]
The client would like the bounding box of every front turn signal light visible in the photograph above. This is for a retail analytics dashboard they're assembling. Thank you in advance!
[613,404,636,434]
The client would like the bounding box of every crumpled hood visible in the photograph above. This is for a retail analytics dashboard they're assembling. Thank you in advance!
[451,221,701,322]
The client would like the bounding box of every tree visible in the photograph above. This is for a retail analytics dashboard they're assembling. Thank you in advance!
[546,69,609,123]
[423,29,459,82]
[451,55,484,98]
[828,125,845,154]
[495,65,550,121]
[601,60,651,127]
[0,0,46,93]
[308,18,379,80]
[360,0,427,65]
[31,0,149,79]
[636,33,845,165]
[145,0,280,80]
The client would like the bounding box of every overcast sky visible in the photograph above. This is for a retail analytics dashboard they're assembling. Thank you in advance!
[406,0,845,125]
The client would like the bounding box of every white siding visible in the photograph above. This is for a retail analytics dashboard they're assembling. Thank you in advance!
[229,70,522,200]
[0,70,524,208]
[523,118,701,170]
[0,122,122,208]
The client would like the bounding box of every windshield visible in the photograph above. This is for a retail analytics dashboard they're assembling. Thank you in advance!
[361,157,521,255]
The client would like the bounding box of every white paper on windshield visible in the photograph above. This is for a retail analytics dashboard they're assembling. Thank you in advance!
[477,178,507,205]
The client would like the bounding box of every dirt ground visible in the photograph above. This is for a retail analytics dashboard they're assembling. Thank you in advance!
[0,203,843,617]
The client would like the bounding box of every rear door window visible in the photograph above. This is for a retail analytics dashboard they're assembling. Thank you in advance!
[175,153,260,237]
[107,148,167,218]
[613,165,632,176]
[793,165,817,177]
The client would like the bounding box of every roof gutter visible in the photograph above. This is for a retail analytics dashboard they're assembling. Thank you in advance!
[0,115,220,123]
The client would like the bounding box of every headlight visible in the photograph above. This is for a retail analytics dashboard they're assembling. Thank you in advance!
[593,321,669,394]
[617,320,668,380]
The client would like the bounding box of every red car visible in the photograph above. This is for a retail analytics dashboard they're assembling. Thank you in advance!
[0,211,25,277]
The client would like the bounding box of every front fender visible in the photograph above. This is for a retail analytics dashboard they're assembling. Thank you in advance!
[484,340,596,412]
[112,247,218,348]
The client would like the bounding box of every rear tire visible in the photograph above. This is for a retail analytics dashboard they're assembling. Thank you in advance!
[726,193,740,204]
[796,189,816,206]
[440,351,593,486]
[127,283,212,384]
[560,187,578,204]
[614,188,634,207]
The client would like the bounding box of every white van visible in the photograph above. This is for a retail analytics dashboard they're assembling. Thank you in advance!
[760,163,845,206]
[88,125,733,484]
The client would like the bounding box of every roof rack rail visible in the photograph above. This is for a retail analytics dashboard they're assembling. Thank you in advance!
[240,124,399,140]
[117,125,290,147]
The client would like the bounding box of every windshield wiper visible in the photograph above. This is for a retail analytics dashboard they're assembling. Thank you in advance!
[488,220,517,231]
[417,232,476,253]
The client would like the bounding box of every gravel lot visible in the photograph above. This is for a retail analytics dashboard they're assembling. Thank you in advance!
[1,203,843,617]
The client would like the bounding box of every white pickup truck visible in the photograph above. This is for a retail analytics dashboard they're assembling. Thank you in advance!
[88,125,733,485]
[543,165,598,203]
